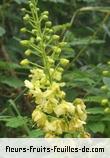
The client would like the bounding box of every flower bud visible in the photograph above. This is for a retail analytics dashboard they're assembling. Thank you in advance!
[101,99,109,106]
[30,37,35,43]
[45,28,50,32]
[102,70,109,76]
[20,27,27,33]
[107,61,110,65]
[37,8,40,11]
[47,57,54,65]
[53,47,61,54]
[20,40,29,46]
[59,42,67,47]
[57,67,64,72]
[100,85,108,91]
[21,8,26,12]
[32,29,37,34]
[25,49,32,56]
[20,59,30,65]
[42,15,48,21]
[52,35,60,40]
[43,11,49,15]
[23,14,30,21]
[45,36,50,40]
[49,29,53,34]
[36,36,41,42]
[45,21,52,27]
[104,107,110,113]
[29,2,34,8]
[60,58,69,67]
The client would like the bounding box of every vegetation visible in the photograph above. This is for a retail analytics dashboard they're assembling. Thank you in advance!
[0,0,110,138]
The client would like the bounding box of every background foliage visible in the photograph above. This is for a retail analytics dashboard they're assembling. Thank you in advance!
[0,0,110,137]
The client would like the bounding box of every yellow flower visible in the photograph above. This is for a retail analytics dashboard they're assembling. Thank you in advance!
[44,119,64,135]
[43,102,54,114]
[45,132,56,138]
[53,70,62,81]
[75,104,87,121]
[54,101,75,117]
[51,82,60,92]
[32,110,47,127]
[24,80,34,89]
[30,68,45,80]
[73,98,86,111]
[76,104,84,115]
[83,132,91,138]
[69,118,86,131]
[78,113,87,121]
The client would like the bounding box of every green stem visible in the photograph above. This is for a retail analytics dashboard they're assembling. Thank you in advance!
[30,2,52,84]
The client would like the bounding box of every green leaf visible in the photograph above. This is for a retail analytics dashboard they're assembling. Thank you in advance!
[0,27,6,37]
[6,116,28,128]
[0,76,24,88]
[14,0,27,4]
[103,77,110,88]
[70,38,105,46]
[29,129,44,138]
[43,0,66,3]
[87,122,105,133]
[102,115,110,121]
[84,96,104,103]
[77,0,96,2]
[0,61,21,70]
[87,107,104,114]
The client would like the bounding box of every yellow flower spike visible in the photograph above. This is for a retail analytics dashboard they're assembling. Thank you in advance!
[20,59,30,66]
[32,110,47,128]
[20,1,88,138]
